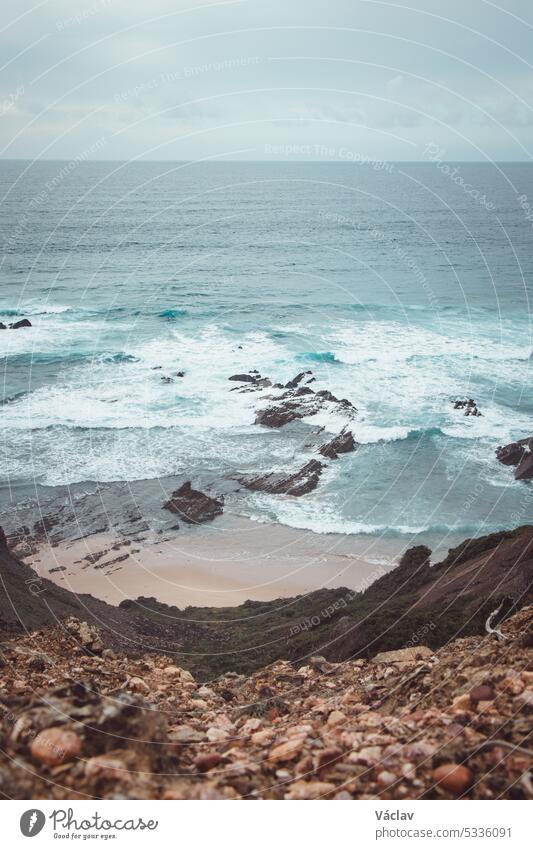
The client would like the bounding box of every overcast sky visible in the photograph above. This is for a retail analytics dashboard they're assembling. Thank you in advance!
[1,0,532,161]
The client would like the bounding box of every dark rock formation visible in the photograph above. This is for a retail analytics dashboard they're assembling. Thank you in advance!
[516,453,533,480]
[453,398,482,417]
[319,429,357,459]
[239,460,323,497]
[285,371,311,389]
[254,404,303,427]
[228,372,272,392]
[163,481,224,524]
[496,437,533,480]
[10,318,32,329]
[229,373,257,383]
[0,322,6,330]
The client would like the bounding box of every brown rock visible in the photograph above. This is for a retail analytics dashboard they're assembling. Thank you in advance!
[432,763,473,795]
[239,460,323,497]
[373,646,433,664]
[30,727,82,766]
[327,710,345,727]
[469,684,495,703]
[195,753,223,772]
[319,429,357,459]
[163,481,223,524]
[268,737,305,763]
[377,769,397,788]
[316,747,343,773]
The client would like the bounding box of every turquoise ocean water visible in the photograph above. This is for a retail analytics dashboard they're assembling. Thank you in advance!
[1,160,532,539]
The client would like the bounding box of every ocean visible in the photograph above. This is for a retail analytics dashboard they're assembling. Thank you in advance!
[1,160,532,541]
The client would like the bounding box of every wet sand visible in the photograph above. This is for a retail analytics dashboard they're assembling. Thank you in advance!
[27,514,460,608]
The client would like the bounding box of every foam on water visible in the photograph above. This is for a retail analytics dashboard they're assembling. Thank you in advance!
[2,160,532,537]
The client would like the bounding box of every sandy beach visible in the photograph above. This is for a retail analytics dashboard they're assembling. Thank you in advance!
[25,513,461,608]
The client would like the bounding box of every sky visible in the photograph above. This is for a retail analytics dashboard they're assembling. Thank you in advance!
[1,0,532,161]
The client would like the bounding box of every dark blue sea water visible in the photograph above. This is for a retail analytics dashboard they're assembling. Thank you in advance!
[1,160,532,538]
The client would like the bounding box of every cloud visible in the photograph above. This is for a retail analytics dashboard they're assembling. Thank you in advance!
[0,0,532,160]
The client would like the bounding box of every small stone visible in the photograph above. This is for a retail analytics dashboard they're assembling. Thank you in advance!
[327,710,345,727]
[241,718,262,734]
[377,770,397,788]
[251,729,274,745]
[268,737,305,763]
[195,753,222,772]
[285,780,336,800]
[128,676,149,693]
[85,753,128,781]
[432,763,473,795]
[450,693,472,712]
[402,763,416,781]
[162,665,182,679]
[30,727,82,766]
[168,725,204,744]
[316,747,343,773]
[206,727,229,743]
[469,684,495,703]
[295,755,314,775]
[308,656,334,673]
[349,746,382,766]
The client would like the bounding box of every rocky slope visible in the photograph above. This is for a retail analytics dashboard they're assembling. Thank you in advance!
[1,525,532,680]
[0,605,531,800]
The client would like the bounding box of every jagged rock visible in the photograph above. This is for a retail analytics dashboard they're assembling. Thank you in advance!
[285,371,310,389]
[163,481,223,524]
[65,618,104,654]
[453,398,482,416]
[496,437,533,480]
[319,429,357,459]
[0,322,6,330]
[239,460,323,497]
[9,318,32,329]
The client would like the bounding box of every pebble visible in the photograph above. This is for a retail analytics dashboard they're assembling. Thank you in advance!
[432,763,473,795]
[268,737,305,763]
[377,770,397,788]
[469,684,495,703]
[30,727,82,766]
[327,710,345,727]
[195,753,223,772]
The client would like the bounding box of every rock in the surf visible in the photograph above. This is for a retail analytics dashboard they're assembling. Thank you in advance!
[453,398,482,417]
[319,429,357,459]
[229,373,258,383]
[239,459,324,496]
[9,318,32,329]
[496,437,533,480]
[163,481,224,524]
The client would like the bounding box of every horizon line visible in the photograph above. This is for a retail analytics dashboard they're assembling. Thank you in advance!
[0,157,532,165]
